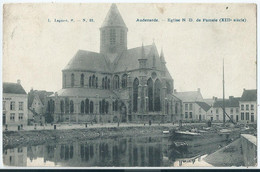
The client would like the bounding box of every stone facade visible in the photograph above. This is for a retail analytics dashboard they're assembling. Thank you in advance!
[47,4,181,124]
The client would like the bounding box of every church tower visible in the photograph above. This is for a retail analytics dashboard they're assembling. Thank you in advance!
[100,4,128,55]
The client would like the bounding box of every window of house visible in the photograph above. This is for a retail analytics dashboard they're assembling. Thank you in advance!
[230,115,233,120]
[251,104,254,110]
[185,112,188,118]
[189,104,192,110]
[18,113,23,121]
[251,113,254,122]
[230,108,233,114]
[3,101,6,110]
[246,104,249,111]
[19,102,23,110]
[10,101,15,110]
[18,148,23,153]
[185,104,188,111]
[246,112,249,120]
[216,109,219,114]
[241,104,244,110]
[10,113,15,121]
[241,112,244,120]
[189,112,192,118]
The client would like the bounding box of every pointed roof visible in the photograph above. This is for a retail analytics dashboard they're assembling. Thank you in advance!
[174,91,204,102]
[101,4,127,28]
[240,89,257,101]
[195,101,211,112]
[3,82,26,94]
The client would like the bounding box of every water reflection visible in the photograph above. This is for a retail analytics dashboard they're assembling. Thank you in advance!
[3,135,230,167]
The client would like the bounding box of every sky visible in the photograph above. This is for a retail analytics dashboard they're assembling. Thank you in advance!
[3,3,256,99]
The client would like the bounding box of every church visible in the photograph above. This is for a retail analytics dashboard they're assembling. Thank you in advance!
[47,4,182,124]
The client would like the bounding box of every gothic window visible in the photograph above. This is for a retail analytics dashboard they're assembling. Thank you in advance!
[60,100,64,113]
[114,75,120,89]
[166,101,169,114]
[85,99,89,114]
[154,79,161,112]
[133,78,139,113]
[69,100,74,113]
[102,99,106,114]
[96,77,98,88]
[175,103,178,114]
[71,73,75,87]
[102,78,105,89]
[99,101,102,114]
[80,101,84,113]
[112,101,115,111]
[65,98,69,113]
[121,74,127,88]
[147,78,153,112]
[110,28,116,45]
[80,74,84,87]
[89,76,92,88]
[105,101,109,114]
[90,101,94,113]
[49,99,55,114]
[108,79,110,89]
[92,75,95,88]
[115,100,118,112]
[105,76,108,89]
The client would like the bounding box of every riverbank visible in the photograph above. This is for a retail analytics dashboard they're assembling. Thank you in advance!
[3,124,178,149]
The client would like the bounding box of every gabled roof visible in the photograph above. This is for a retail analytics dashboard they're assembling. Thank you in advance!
[240,89,257,101]
[113,44,167,73]
[3,82,26,94]
[173,91,203,102]
[195,101,211,112]
[101,4,127,28]
[213,97,240,108]
[28,90,53,107]
[63,50,111,73]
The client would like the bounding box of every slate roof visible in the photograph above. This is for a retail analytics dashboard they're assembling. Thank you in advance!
[213,97,240,108]
[63,50,111,72]
[3,82,26,94]
[113,44,165,73]
[173,91,203,102]
[28,90,53,107]
[195,101,211,112]
[50,88,118,99]
[240,89,257,101]
[101,4,127,28]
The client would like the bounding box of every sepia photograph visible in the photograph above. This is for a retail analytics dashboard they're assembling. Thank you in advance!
[2,3,257,168]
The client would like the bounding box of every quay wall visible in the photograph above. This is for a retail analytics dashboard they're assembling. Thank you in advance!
[241,134,257,166]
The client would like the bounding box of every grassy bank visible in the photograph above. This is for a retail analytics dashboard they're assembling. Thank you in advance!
[3,125,176,149]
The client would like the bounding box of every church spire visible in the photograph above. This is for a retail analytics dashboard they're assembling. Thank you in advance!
[138,43,147,69]
[160,48,166,64]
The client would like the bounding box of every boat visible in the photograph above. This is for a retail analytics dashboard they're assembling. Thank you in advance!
[163,130,170,134]
[175,131,201,136]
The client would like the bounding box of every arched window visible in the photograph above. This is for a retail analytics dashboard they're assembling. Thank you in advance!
[92,75,95,88]
[113,75,120,89]
[102,78,105,89]
[60,100,64,113]
[71,73,75,87]
[80,74,84,87]
[133,78,139,113]
[166,101,169,114]
[85,99,89,114]
[105,76,108,89]
[175,103,178,114]
[102,99,105,114]
[49,99,55,114]
[122,74,127,88]
[115,100,118,111]
[99,101,102,114]
[105,101,109,114]
[80,101,84,113]
[154,79,161,112]
[147,78,153,112]
[166,82,172,94]
[108,79,110,89]
[89,76,92,88]
[65,97,69,113]
[90,101,94,113]
[96,77,98,88]
[112,101,115,111]
[69,100,74,113]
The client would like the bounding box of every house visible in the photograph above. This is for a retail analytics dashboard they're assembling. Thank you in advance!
[3,80,28,129]
[208,96,240,122]
[239,89,257,123]
[174,88,209,121]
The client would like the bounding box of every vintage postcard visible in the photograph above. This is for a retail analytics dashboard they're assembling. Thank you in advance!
[2,3,257,168]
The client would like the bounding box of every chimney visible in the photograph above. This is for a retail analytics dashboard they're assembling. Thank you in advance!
[197,88,200,92]
[243,88,246,91]
[17,79,21,85]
